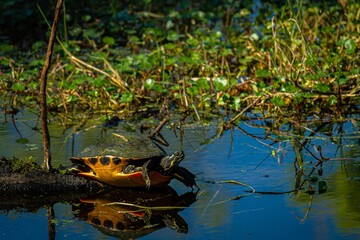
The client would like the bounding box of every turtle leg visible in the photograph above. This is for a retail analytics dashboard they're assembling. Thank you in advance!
[142,160,152,188]
[123,165,136,174]
[162,213,188,233]
[173,166,199,190]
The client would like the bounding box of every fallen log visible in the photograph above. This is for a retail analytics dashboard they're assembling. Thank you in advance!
[0,157,108,210]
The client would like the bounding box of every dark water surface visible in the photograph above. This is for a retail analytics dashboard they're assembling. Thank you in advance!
[1,111,360,239]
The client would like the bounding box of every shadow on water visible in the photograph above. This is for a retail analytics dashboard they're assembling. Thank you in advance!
[0,110,360,239]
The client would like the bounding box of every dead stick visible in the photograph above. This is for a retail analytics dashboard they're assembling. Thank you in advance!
[149,118,168,137]
[40,0,63,171]
[148,118,169,146]
[229,96,261,124]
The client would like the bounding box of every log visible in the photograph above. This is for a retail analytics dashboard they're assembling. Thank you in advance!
[0,157,108,210]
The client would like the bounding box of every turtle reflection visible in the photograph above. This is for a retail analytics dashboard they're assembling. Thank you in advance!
[73,187,197,239]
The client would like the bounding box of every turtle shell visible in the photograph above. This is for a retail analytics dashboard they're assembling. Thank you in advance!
[70,132,172,187]
[77,132,166,159]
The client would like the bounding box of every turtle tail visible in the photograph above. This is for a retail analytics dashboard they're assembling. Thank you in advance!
[172,166,199,190]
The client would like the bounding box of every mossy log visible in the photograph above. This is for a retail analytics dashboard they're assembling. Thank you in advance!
[0,157,108,210]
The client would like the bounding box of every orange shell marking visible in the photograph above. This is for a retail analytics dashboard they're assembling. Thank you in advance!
[72,156,171,188]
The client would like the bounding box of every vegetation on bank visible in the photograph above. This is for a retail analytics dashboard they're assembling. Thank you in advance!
[0,0,359,198]
[0,0,359,124]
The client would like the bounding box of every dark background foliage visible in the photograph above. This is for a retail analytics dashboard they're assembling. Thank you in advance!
[1,0,278,48]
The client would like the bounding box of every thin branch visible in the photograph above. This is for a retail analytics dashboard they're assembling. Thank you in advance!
[39,0,63,171]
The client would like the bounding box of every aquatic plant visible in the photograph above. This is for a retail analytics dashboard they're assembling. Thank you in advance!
[0,0,358,123]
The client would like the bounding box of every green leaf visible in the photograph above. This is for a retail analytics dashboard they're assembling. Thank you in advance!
[213,77,228,91]
[0,44,13,53]
[213,31,222,39]
[153,84,165,92]
[187,38,199,46]
[32,41,45,51]
[83,28,103,38]
[12,82,26,91]
[329,95,338,105]
[335,78,348,86]
[93,76,105,87]
[163,43,177,50]
[67,95,78,102]
[82,15,91,22]
[103,36,115,46]
[29,82,39,90]
[73,78,86,85]
[336,38,345,46]
[315,83,331,93]
[230,96,241,111]
[239,57,252,63]
[237,8,251,17]
[129,36,140,44]
[196,78,210,90]
[255,69,271,78]
[166,31,179,41]
[220,48,233,56]
[87,90,99,98]
[29,59,44,67]
[165,57,177,65]
[217,93,229,105]
[270,96,285,107]
[187,86,200,95]
[305,55,317,67]
[166,20,175,29]
[145,78,155,90]
[250,33,259,41]
[120,92,134,103]
[344,39,356,55]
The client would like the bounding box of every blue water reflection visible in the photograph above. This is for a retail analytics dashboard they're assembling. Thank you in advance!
[0,111,360,239]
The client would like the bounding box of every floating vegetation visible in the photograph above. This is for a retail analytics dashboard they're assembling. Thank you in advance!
[0,0,358,123]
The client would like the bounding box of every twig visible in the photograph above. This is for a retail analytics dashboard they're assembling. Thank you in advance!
[149,118,168,138]
[291,194,313,224]
[70,55,128,91]
[229,96,262,124]
[148,119,169,146]
[39,0,63,171]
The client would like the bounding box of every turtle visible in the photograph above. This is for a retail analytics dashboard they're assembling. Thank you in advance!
[69,132,197,189]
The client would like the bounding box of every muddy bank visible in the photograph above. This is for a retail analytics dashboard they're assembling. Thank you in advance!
[0,169,103,193]
[0,173,106,211]
[0,157,109,210]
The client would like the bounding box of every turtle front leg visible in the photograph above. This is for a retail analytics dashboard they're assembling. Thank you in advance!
[142,160,152,188]
[173,166,199,190]
[123,165,142,174]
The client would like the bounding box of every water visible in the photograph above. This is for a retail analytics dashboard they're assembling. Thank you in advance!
[0,111,360,239]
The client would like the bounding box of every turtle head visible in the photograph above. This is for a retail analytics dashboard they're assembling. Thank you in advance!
[160,151,185,171]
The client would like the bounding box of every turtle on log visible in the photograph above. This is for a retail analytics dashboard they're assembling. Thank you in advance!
[69,132,198,189]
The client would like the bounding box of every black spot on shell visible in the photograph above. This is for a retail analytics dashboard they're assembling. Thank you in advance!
[103,219,114,229]
[89,157,98,165]
[91,217,101,225]
[116,222,125,230]
[101,156,110,165]
[112,157,121,165]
